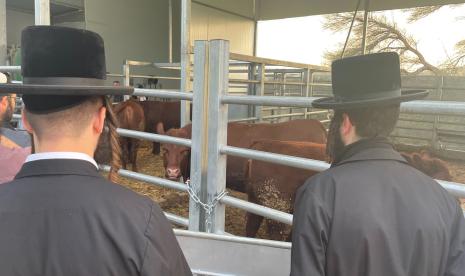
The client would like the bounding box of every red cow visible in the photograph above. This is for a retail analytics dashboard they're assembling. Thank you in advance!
[400,150,452,181]
[95,100,145,172]
[156,119,328,193]
[244,140,327,241]
[138,101,192,154]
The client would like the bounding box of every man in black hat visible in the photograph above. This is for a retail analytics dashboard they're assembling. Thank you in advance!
[0,72,31,183]
[290,52,465,276]
[0,26,191,275]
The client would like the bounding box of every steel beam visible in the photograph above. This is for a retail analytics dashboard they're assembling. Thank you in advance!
[180,0,192,126]
[34,0,50,25]
[189,40,209,231]
[0,0,6,65]
[204,40,230,233]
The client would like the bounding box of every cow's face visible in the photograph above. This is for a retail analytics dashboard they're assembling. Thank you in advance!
[157,122,191,181]
[161,143,190,180]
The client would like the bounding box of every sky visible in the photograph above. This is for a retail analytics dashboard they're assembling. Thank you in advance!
[257,5,465,66]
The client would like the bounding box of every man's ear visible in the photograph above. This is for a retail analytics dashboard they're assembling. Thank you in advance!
[93,106,106,134]
[340,113,353,136]
[21,109,33,134]
[0,96,8,110]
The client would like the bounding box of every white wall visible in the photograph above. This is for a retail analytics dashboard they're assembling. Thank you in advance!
[85,0,172,79]
[6,9,34,47]
[191,2,255,55]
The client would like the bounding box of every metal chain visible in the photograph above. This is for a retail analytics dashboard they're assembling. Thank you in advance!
[185,179,228,232]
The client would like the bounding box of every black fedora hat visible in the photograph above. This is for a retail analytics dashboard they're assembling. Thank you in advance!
[0,26,132,114]
[312,52,428,109]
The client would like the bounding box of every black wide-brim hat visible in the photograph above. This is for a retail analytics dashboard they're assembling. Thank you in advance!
[312,52,428,109]
[0,26,133,114]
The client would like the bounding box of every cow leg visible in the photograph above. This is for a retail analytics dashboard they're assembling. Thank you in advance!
[131,140,139,172]
[121,139,128,169]
[152,142,160,155]
[245,212,264,238]
[266,220,289,241]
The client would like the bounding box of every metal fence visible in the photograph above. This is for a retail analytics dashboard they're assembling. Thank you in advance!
[2,40,465,239]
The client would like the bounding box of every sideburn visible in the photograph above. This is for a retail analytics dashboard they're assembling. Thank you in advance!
[326,112,346,163]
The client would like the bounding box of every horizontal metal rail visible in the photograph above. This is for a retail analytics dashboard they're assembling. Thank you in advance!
[174,229,291,249]
[223,96,465,117]
[222,95,321,108]
[262,112,305,120]
[229,117,258,123]
[99,165,188,192]
[229,52,329,72]
[116,128,192,147]
[221,145,465,197]
[438,180,465,198]
[401,101,465,116]
[165,212,189,227]
[0,66,21,72]
[133,88,193,100]
[221,145,330,172]
[220,195,293,225]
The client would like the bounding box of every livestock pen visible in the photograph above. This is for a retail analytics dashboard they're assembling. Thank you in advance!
[3,38,465,276]
[3,0,465,275]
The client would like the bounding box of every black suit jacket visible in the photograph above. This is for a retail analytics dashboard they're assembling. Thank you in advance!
[0,159,192,276]
[291,139,465,276]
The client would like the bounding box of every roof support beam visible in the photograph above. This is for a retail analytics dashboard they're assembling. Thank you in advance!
[35,0,51,25]
[361,0,370,54]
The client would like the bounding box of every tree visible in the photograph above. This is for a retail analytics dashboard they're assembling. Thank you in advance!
[323,5,464,75]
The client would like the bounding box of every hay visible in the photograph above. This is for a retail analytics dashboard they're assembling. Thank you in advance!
[109,142,465,239]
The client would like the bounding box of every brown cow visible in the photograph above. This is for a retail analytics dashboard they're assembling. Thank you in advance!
[156,119,328,193]
[138,101,192,154]
[95,100,145,171]
[400,150,452,181]
[245,143,453,241]
[244,140,327,241]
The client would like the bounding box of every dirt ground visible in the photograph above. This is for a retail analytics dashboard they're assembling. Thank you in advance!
[111,143,465,240]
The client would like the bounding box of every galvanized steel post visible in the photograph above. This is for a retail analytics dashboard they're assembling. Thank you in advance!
[189,40,209,231]
[34,0,50,25]
[204,40,229,233]
[181,0,192,126]
[254,63,265,121]
[0,0,6,65]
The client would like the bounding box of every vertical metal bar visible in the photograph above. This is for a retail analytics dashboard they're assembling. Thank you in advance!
[189,40,209,231]
[254,63,265,121]
[432,76,444,151]
[181,0,192,126]
[168,0,173,64]
[361,0,370,54]
[123,61,130,101]
[304,68,311,119]
[247,63,256,118]
[205,40,229,233]
[0,0,6,65]
[34,0,50,25]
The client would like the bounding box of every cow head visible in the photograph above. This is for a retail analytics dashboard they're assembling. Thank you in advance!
[401,151,452,181]
[156,122,191,180]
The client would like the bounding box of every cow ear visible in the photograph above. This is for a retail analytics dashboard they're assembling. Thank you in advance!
[156,122,165,134]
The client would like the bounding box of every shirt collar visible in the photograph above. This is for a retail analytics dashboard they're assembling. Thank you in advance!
[332,137,407,167]
[25,152,98,169]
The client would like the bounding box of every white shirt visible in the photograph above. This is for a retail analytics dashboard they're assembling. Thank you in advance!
[25,152,99,169]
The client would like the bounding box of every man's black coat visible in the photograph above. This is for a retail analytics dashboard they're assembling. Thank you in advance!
[0,159,192,276]
[291,138,465,276]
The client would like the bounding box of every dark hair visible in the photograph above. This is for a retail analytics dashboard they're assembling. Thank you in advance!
[326,105,400,161]
[334,104,400,138]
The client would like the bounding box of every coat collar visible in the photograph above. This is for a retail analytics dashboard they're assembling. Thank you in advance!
[332,137,407,167]
[15,159,101,179]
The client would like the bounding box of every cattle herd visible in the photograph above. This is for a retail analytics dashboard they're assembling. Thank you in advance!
[95,99,454,241]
